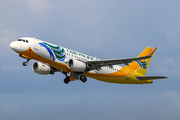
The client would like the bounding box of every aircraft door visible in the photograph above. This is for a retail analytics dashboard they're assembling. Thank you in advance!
[34,38,39,51]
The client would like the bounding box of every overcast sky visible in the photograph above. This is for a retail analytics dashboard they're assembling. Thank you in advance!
[0,0,180,120]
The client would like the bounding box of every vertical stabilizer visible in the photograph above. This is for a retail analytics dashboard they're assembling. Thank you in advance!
[125,47,157,76]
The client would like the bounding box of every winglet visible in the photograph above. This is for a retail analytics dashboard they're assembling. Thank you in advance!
[149,47,157,57]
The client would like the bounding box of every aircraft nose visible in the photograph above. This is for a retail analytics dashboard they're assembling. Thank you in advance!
[10,41,17,50]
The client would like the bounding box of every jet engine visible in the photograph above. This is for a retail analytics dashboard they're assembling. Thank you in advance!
[67,59,86,72]
[32,62,54,75]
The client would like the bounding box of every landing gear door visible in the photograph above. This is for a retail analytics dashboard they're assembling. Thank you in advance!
[33,38,39,51]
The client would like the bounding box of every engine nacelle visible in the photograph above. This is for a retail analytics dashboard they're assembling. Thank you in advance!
[32,62,54,75]
[67,59,86,72]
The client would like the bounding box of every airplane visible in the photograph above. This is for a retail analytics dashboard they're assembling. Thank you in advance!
[10,37,167,84]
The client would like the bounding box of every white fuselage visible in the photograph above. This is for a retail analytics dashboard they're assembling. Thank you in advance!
[10,37,155,84]
[10,37,122,74]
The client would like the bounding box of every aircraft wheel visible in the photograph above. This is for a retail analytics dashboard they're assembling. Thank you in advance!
[64,76,70,84]
[23,62,28,66]
[82,77,87,83]
[80,75,87,83]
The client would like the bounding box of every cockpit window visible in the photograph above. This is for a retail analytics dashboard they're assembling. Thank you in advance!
[17,39,28,43]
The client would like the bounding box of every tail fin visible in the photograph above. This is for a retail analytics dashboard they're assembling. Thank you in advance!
[127,47,157,76]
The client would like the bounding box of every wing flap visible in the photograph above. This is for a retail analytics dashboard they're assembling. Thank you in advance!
[137,76,168,81]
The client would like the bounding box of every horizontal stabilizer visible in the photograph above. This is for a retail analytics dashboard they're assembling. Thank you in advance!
[137,76,167,81]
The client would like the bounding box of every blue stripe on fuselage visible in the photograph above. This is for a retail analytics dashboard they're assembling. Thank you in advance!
[39,43,55,62]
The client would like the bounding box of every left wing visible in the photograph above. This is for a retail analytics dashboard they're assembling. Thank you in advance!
[84,47,157,70]
[85,55,151,70]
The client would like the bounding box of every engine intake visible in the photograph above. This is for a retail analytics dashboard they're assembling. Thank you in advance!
[67,59,86,72]
[32,62,54,75]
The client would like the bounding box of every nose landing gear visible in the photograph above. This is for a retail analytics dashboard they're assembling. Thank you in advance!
[22,58,30,66]
[19,54,31,66]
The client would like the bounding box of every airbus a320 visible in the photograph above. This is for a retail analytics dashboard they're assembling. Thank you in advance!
[10,37,167,84]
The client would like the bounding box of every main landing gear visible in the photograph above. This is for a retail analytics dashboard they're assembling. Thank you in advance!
[64,76,70,84]
[80,75,87,83]
[23,58,30,66]
[62,72,70,84]
[62,72,87,84]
